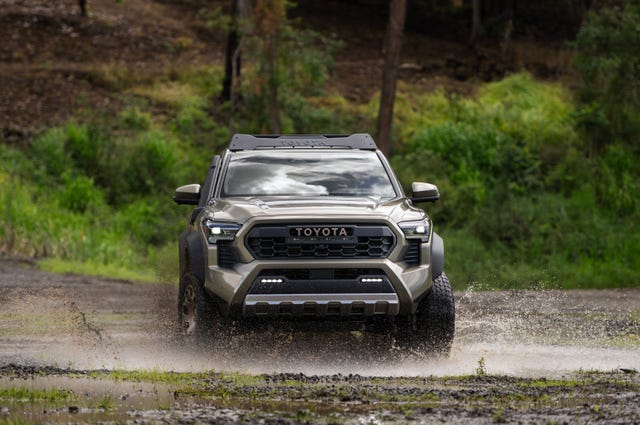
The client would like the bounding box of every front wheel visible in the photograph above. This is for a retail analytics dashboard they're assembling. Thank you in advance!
[178,273,217,341]
[395,272,455,356]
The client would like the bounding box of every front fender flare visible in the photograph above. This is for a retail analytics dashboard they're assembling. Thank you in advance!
[180,231,206,283]
[431,232,444,279]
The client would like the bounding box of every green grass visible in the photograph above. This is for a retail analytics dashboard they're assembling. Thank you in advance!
[38,258,156,283]
[0,387,74,403]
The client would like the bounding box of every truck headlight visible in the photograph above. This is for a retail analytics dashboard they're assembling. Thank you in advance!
[202,219,241,244]
[398,219,430,242]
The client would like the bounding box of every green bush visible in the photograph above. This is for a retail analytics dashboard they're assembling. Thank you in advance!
[574,2,640,148]
[121,105,152,130]
[392,73,639,289]
[30,127,72,184]
[596,144,637,215]
[125,131,180,196]
[239,8,343,133]
[56,174,105,213]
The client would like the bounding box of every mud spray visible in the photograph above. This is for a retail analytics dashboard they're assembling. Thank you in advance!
[0,265,638,377]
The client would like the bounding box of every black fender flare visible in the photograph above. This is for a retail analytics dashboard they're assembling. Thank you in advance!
[431,232,444,279]
[179,231,206,283]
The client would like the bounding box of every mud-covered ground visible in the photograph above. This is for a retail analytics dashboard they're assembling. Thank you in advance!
[0,257,639,424]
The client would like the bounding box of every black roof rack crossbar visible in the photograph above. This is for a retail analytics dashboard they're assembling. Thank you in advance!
[228,134,378,151]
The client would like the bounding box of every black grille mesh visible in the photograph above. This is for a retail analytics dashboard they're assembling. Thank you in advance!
[248,236,394,259]
[403,240,421,266]
[217,241,237,268]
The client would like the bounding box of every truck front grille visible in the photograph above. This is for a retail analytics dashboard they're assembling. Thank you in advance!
[246,224,395,260]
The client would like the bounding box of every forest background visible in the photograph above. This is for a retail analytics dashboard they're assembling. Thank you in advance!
[0,0,638,290]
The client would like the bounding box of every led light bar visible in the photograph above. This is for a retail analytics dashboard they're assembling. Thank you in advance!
[361,277,384,283]
[260,278,284,284]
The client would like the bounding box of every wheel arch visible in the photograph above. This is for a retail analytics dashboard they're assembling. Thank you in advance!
[179,231,206,283]
[431,231,444,279]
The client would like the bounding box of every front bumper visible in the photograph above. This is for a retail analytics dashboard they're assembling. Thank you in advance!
[206,258,432,318]
[203,218,434,318]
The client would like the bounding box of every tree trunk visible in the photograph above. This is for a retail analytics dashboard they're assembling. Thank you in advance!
[376,0,406,156]
[501,0,514,58]
[225,0,252,134]
[78,0,88,17]
[470,0,481,45]
[267,35,281,134]
[222,0,241,102]
[222,0,252,102]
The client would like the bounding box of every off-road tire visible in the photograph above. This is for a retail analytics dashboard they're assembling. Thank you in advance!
[395,272,455,356]
[178,272,216,341]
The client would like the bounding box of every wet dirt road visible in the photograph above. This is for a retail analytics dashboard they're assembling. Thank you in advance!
[0,257,639,423]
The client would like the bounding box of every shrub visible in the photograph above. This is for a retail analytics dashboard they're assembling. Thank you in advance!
[574,2,640,148]
[56,174,105,214]
[392,73,639,288]
[121,105,152,130]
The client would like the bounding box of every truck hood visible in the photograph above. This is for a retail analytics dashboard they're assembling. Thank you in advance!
[207,197,426,224]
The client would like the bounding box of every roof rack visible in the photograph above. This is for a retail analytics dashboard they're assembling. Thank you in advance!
[228,134,378,151]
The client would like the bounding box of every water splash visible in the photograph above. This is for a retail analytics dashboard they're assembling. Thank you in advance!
[0,276,638,377]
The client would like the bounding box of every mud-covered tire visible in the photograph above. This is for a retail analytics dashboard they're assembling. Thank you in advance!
[395,272,455,356]
[177,272,217,341]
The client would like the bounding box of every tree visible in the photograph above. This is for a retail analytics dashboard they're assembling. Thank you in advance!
[78,0,88,17]
[251,0,286,133]
[377,0,407,156]
[501,0,514,58]
[77,0,123,18]
[222,0,252,103]
[574,2,640,149]
[470,0,481,44]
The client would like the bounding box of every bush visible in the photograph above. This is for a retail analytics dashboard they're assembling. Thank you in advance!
[125,131,180,197]
[574,2,640,148]
[121,105,152,130]
[239,3,343,133]
[392,73,639,288]
[56,175,105,213]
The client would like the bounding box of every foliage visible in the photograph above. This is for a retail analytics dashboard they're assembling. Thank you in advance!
[1,61,638,290]
[0,114,206,281]
[238,0,344,133]
[391,73,639,289]
[574,2,640,149]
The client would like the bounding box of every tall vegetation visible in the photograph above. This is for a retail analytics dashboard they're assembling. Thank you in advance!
[573,2,640,152]
[391,74,639,289]
[0,3,638,289]
[1,71,637,289]
[215,0,342,134]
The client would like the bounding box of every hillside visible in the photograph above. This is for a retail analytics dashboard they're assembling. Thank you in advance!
[0,0,574,141]
[2,0,637,290]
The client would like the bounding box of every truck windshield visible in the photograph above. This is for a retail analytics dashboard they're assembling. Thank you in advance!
[221,150,397,199]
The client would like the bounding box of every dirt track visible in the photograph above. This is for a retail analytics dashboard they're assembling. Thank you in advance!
[0,257,639,424]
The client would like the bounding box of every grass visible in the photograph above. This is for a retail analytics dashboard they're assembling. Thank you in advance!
[0,387,74,403]
[38,258,156,284]
[0,368,637,424]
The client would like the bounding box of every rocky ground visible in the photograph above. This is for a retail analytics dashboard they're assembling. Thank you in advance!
[0,257,638,423]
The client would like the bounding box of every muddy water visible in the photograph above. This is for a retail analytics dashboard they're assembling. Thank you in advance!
[0,259,638,377]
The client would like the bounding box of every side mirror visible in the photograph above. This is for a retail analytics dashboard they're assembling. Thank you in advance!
[173,184,201,205]
[410,182,440,203]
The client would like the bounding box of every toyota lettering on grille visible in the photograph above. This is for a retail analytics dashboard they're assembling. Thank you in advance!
[288,226,355,243]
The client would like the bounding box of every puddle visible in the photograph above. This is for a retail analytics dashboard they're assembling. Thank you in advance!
[0,265,638,378]
[0,375,174,423]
